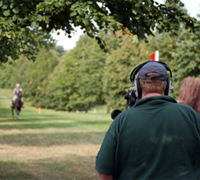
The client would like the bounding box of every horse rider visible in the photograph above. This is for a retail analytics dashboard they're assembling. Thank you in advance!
[11,83,24,108]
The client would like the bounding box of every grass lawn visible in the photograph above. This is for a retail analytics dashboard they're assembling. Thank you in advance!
[0,89,112,180]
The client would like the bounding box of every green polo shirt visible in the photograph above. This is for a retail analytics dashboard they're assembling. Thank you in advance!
[96,96,200,179]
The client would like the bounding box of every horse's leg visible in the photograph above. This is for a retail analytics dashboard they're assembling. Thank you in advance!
[18,108,21,120]
[17,109,20,120]
[15,108,19,120]
[16,111,19,120]
[12,108,14,119]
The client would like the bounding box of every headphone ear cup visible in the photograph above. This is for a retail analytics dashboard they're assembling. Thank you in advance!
[131,90,136,100]
[165,78,170,95]
[136,79,142,98]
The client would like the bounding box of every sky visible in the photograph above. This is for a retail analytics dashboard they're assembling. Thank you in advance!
[52,0,200,50]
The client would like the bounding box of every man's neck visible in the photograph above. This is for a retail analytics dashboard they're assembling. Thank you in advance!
[141,93,164,99]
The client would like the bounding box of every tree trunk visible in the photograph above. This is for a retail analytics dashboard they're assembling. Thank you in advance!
[85,105,88,113]
[107,107,110,114]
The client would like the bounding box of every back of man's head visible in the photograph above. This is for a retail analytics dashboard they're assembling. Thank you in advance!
[138,62,167,95]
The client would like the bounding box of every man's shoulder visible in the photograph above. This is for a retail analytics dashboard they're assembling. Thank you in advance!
[175,102,198,112]
[169,102,200,121]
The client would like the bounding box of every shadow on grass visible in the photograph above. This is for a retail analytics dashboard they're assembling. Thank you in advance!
[0,131,105,146]
[0,108,31,120]
[0,107,112,122]
[36,155,99,180]
[0,121,77,129]
[0,108,45,121]
[0,106,111,146]
[0,155,99,180]
[0,108,13,117]
[0,161,40,180]
[0,119,112,130]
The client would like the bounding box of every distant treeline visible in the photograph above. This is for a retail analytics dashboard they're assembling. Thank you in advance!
[0,28,200,112]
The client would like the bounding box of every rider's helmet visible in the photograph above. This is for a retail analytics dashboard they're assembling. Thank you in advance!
[16,83,20,87]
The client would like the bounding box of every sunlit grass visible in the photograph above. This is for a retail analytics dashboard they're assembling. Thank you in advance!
[0,88,112,180]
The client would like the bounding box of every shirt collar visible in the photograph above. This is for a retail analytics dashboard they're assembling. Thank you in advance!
[134,96,177,107]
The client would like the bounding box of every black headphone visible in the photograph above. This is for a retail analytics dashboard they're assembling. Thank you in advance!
[129,61,174,99]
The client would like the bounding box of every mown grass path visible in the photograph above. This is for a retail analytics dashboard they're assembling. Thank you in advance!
[0,89,112,180]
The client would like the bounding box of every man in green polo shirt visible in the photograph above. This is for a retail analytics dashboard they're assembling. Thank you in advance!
[95,61,200,179]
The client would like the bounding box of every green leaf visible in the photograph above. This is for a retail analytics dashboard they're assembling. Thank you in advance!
[12,7,19,14]
[88,1,93,4]
[5,33,11,38]
[3,10,10,16]
[135,16,140,20]
[81,7,87,12]
[132,35,139,44]
[45,17,50,24]
[31,22,37,28]
[70,11,77,17]
[100,44,104,49]
[0,1,3,7]
[10,3,14,9]
[179,2,185,7]
[2,4,8,9]
[132,9,137,15]
[55,2,60,8]
[27,54,33,60]
[87,32,94,38]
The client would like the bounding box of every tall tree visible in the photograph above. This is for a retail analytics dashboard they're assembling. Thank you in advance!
[23,48,59,107]
[76,36,106,112]
[0,59,15,88]
[50,49,84,111]
[0,48,59,107]
[49,33,120,112]
[171,28,200,98]
[77,33,121,112]
[103,38,148,111]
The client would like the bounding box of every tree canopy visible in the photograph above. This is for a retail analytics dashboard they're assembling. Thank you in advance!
[1,0,199,63]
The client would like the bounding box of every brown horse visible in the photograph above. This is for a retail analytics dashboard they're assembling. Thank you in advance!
[11,91,23,120]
